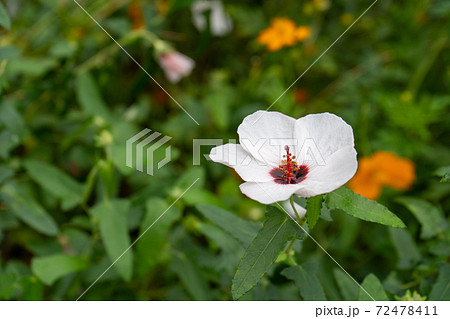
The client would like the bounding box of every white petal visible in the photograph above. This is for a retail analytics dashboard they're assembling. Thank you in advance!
[239,181,303,204]
[295,146,358,197]
[210,2,233,36]
[237,111,296,166]
[294,113,354,169]
[191,1,232,36]
[280,199,306,220]
[191,1,209,31]
[209,144,274,182]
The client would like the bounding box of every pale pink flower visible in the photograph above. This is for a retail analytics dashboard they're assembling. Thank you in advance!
[158,52,195,83]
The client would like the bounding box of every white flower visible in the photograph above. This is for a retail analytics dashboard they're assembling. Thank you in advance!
[158,51,195,83]
[191,0,233,36]
[209,111,358,211]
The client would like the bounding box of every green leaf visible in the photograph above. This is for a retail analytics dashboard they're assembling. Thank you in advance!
[306,195,323,230]
[81,165,98,205]
[204,88,232,130]
[320,203,333,221]
[1,183,58,236]
[358,273,389,301]
[435,166,450,182]
[175,166,205,190]
[135,198,181,277]
[170,252,211,300]
[0,165,14,184]
[196,204,260,248]
[199,222,242,255]
[0,45,20,61]
[109,120,144,175]
[183,188,227,208]
[397,197,448,239]
[281,263,327,300]
[429,263,450,300]
[334,268,359,300]
[49,40,77,58]
[0,2,11,30]
[8,57,57,77]
[98,160,117,198]
[24,159,84,211]
[231,206,302,300]
[31,254,88,285]
[0,102,26,138]
[20,276,44,300]
[91,199,133,281]
[76,72,111,121]
[326,187,405,228]
[63,228,91,255]
[0,271,16,299]
[389,228,421,269]
[197,222,243,272]
[0,130,20,159]
[429,228,450,257]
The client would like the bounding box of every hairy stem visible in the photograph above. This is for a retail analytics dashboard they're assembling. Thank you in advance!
[290,196,301,221]
[290,195,306,226]
[284,238,298,265]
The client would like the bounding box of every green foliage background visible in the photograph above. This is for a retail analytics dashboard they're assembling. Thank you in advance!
[0,0,449,300]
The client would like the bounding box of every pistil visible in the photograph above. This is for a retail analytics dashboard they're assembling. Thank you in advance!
[270,145,308,184]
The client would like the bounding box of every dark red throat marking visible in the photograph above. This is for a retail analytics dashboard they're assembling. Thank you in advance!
[270,145,308,184]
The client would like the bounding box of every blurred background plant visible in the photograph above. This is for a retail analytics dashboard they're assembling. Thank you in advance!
[0,0,449,300]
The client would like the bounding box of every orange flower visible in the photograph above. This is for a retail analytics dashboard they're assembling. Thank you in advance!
[295,26,311,41]
[348,151,415,200]
[257,18,311,51]
[128,1,145,30]
[371,152,415,190]
[348,157,383,200]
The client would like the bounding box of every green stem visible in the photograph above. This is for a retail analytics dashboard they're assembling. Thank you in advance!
[290,196,306,226]
[408,35,447,97]
[284,238,298,265]
[285,238,296,253]
[75,29,167,74]
[290,196,301,221]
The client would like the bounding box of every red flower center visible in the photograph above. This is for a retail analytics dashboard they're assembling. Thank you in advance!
[270,145,308,184]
